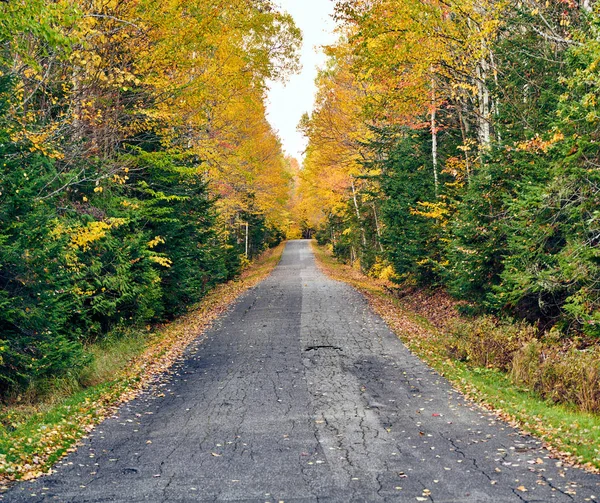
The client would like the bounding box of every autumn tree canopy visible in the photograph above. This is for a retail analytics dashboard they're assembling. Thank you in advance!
[0,0,301,393]
[296,0,600,336]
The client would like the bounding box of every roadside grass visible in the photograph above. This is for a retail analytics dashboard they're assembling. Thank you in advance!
[311,241,600,472]
[0,243,286,487]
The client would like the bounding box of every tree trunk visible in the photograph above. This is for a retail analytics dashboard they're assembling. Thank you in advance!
[457,105,471,182]
[351,178,367,247]
[488,47,501,143]
[372,203,384,253]
[431,75,439,198]
[476,58,491,147]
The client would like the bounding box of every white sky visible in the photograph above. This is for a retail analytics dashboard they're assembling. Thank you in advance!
[266,0,338,161]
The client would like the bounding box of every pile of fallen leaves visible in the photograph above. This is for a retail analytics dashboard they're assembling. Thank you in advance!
[0,244,285,488]
[311,242,600,474]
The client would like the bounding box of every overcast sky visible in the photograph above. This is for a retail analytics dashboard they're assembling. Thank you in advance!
[266,0,338,161]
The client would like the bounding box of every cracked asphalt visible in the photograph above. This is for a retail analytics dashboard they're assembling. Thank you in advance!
[4,240,600,502]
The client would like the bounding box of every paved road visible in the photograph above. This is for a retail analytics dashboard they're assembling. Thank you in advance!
[4,240,600,502]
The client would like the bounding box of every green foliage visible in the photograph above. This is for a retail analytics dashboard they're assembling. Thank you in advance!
[447,148,552,308]
[238,207,285,259]
[0,131,244,394]
[0,0,296,396]
[127,151,229,316]
[0,137,88,391]
[310,1,600,339]
[378,128,447,284]
[474,19,599,333]
[446,10,568,308]
[496,118,600,335]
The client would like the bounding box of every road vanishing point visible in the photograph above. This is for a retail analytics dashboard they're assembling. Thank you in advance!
[4,240,600,502]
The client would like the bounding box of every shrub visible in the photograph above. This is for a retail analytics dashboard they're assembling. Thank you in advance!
[448,317,537,371]
[511,333,600,412]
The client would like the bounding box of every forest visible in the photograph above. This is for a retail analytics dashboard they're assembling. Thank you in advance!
[299,0,599,337]
[0,0,301,396]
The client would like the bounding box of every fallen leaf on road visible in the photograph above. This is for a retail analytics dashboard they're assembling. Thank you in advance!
[516,485,528,492]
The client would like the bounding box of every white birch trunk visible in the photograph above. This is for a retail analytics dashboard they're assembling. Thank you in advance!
[372,203,384,253]
[431,76,439,198]
[351,178,367,248]
[476,59,491,147]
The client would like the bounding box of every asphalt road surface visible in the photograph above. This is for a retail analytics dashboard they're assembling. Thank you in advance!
[4,240,600,502]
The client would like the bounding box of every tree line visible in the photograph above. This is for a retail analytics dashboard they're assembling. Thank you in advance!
[0,0,300,396]
[298,0,599,339]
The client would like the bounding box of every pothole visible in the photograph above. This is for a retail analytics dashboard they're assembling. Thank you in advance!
[304,345,343,352]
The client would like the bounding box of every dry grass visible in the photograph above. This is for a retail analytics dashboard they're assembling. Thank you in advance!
[511,336,600,413]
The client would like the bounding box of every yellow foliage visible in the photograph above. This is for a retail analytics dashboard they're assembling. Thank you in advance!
[73,286,96,296]
[516,132,565,153]
[111,174,127,185]
[10,124,64,159]
[70,219,126,251]
[120,200,139,209]
[442,157,469,187]
[409,201,451,224]
[370,260,397,281]
[147,236,165,249]
[148,256,173,268]
[286,226,303,240]
[296,42,376,229]
[8,0,299,237]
